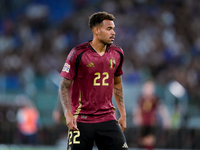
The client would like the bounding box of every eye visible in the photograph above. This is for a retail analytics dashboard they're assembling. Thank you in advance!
[107,27,114,31]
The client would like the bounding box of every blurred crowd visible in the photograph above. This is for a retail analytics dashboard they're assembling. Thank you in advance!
[0,0,200,102]
[1,0,200,148]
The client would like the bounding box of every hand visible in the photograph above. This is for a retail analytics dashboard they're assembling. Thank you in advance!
[118,116,126,132]
[65,111,79,131]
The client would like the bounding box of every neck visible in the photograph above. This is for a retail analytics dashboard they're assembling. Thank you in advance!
[90,39,107,55]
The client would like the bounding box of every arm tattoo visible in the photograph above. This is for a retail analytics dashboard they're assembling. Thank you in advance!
[59,78,72,112]
[114,87,124,107]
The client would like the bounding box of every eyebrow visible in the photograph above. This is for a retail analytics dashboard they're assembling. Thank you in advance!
[107,26,115,29]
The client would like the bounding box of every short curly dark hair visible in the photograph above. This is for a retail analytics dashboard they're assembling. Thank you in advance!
[89,11,115,29]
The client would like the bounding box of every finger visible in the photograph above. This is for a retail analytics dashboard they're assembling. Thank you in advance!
[67,122,75,130]
[72,126,79,131]
[73,119,79,131]
[119,123,126,132]
[67,124,78,131]
[120,125,124,132]
[68,123,78,131]
[67,124,73,130]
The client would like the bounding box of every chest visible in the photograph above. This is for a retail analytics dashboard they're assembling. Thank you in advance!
[79,51,120,74]
[140,98,158,113]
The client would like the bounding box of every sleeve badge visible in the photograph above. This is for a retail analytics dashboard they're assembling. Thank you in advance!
[62,63,70,73]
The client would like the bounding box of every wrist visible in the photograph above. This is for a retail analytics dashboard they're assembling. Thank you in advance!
[120,113,126,118]
[64,110,71,116]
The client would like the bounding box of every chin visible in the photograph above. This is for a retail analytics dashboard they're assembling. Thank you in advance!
[102,40,113,45]
[107,41,114,45]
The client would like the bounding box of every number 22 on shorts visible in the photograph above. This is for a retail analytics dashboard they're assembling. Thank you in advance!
[68,131,80,145]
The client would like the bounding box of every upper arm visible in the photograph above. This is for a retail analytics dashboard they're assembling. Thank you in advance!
[60,48,79,81]
[114,48,124,77]
[114,76,122,85]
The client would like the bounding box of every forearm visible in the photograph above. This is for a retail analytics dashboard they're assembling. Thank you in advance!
[59,77,78,130]
[114,80,126,117]
[58,77,72,115]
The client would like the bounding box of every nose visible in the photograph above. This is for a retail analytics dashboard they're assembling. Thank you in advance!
[112,29,115,35]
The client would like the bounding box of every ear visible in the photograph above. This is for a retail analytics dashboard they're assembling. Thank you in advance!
[93,26,100,35]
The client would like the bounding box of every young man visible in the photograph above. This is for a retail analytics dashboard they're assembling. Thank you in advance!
[133,80,170,150]
[59,11,128,150]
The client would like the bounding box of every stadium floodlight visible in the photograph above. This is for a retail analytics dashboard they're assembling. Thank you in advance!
[168,80,186,99]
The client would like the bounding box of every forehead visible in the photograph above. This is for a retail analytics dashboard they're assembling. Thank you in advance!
[101,20,115,27]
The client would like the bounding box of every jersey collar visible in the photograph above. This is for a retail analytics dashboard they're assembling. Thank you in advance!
[87,41,110,53]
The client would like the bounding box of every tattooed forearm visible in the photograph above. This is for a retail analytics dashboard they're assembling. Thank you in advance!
[114,76,126,118]
[114,87,124,107]
[59,77,72,113]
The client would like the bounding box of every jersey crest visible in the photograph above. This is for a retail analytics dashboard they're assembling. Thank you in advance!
[109,58,116,69]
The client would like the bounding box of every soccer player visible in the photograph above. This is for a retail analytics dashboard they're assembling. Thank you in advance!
[133,80,170,150]
[58,11,128,150]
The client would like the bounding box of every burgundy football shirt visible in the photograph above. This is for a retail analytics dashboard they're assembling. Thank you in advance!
[60,41,124,123]
[138,95,160,126]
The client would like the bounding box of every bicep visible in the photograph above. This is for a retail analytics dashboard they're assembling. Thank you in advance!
[114,76,122,85]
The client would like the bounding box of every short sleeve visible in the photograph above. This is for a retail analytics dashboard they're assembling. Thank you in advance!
[114,49,124,76]
[60,48,77,80]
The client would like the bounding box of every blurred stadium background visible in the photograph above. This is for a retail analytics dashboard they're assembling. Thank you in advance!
[0,0,200,149]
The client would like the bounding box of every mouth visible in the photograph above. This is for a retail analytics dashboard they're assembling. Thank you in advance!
[110,36,115,41]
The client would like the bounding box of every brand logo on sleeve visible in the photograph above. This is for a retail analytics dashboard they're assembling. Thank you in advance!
[62,63,70,73]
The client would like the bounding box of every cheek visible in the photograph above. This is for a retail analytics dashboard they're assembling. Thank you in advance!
[100,31,109,38]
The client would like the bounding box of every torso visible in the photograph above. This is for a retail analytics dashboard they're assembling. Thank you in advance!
[60,42,124,123]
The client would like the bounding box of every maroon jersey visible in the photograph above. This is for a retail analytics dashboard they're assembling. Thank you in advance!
[60,41,124,123]
[138,95,160,126]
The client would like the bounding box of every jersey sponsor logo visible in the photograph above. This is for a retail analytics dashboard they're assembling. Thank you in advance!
[81,115,87,119]
[110,58,116,69]
[122,142,128,148]
[87,62,95,67]
[62,63,70,73]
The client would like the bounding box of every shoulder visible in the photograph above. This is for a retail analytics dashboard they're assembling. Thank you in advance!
[109,44,124,55]
[74,42,89,51]
[67,42,89,61]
